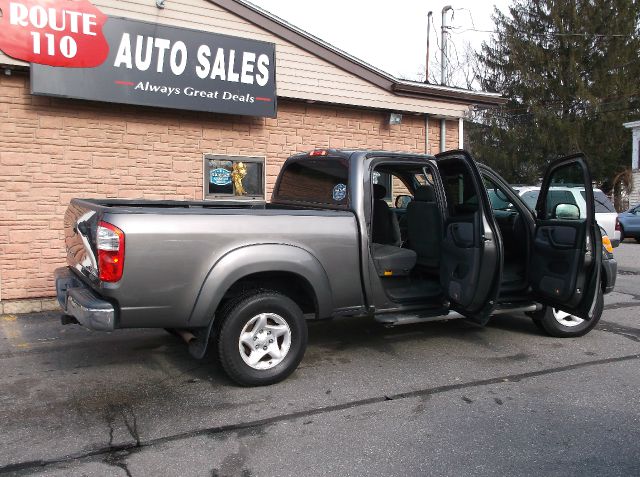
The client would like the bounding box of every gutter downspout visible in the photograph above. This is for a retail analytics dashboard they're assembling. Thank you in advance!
[440,118,446,153]
[458,117,464,149]
[425,115,429,154]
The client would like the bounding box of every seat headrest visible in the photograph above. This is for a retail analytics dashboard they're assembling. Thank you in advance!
[373,184,387,200]
[414,185,435,202]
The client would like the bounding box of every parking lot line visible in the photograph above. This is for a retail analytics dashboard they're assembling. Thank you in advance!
[0,314,30,350]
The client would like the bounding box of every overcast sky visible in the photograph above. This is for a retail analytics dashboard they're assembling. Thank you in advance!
[250,0,511,86]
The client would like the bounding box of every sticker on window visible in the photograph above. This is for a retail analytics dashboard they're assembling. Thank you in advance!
[210,168,232,186]
[332,183,347,202]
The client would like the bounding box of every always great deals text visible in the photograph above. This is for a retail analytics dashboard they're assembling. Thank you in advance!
[134,81,260,103]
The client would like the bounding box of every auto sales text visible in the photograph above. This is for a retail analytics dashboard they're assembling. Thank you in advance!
[114,33,270,86]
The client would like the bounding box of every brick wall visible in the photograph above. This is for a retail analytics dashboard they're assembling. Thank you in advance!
[0,73,458,301]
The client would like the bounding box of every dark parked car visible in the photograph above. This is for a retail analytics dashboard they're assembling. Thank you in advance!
[56,149,615,386]
[618,204,640,242]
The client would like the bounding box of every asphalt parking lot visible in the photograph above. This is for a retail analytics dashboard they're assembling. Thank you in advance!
[1,244,639,476]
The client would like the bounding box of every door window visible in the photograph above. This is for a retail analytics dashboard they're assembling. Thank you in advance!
[372,171,392,202]
[521,190,539,210]
[439,165,479,216]
[483,177,514,211]
[540,162,584,220]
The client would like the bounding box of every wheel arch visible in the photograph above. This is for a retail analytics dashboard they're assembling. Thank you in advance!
[188,244,333,327]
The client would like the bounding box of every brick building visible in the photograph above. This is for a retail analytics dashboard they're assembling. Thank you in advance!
[0,0,502,313]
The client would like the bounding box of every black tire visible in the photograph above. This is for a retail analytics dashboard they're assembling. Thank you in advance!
[619,227,625,242]
[217,291,308,386]
[635,237,640,244]
[530,288,603,338]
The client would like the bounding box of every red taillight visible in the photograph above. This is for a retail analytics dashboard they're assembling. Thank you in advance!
[97,221,125,282]
[615,217,621,231]
[310,149,328,156]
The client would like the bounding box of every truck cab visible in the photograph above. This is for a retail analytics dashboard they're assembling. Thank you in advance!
[272,149,605,326]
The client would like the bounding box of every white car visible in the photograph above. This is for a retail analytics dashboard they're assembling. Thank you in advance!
[513,186,620,246]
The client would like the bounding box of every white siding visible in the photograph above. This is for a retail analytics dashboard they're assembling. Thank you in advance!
[0,0,469,117]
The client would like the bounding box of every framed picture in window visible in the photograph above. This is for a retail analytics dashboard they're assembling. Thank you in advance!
[203,154,265,201]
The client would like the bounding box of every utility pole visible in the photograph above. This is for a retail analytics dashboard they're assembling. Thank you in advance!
[441,5,452,85]
[440,5,452,153]
[425,11,433,83]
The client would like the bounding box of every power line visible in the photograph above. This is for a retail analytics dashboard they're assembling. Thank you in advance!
[448,26,631,38]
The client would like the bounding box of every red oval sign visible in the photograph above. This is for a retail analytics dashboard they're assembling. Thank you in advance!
[0,0,109,67]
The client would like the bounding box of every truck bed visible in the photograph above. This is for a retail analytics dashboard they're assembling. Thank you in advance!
[64,198,364,329]
[73,198,328,214]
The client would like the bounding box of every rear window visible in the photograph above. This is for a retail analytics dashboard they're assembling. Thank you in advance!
[580,190,616,213]
[273,158,349,207]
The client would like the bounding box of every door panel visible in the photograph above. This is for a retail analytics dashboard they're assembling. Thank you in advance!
[530,154,602,319]
[441,213,484,308]
[435,150,503,324]
[449,221,474,247]
[531,222,584,302]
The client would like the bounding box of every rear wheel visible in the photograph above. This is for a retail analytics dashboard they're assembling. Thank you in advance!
[635,237,640,244]
[217,291,308,386]
[619,227,625,242]
[530,288,603,338]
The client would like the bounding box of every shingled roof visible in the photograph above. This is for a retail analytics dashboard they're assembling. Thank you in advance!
[209,0,505,107]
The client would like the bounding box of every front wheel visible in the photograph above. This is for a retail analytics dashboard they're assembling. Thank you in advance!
[217,291,308,386]
[530,289,604,338]
[619,227,625,242]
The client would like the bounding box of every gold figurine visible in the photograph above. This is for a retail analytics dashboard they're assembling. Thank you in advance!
[232,162,248,195]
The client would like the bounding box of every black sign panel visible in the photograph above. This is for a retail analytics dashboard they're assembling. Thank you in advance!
[31,17,277,117]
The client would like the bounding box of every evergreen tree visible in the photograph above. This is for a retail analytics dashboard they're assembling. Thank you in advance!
[468,0,640,191]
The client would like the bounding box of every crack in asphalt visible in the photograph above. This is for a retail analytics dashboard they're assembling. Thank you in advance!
[597,322,640,343]
[617,268,640,276]
[603,301,640,311]
[1,352,639,475]
[105,405,142,449]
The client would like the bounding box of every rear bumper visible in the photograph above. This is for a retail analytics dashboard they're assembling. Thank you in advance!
[602,258,617,295]
[55,267,116,331]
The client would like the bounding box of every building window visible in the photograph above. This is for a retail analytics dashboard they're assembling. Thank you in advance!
[203,154,265,200]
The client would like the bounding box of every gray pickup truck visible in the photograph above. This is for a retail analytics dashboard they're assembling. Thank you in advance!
[56,149,617,385]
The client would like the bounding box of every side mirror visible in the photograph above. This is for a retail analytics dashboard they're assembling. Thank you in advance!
[395,194,412,209]
[554,203,580,220]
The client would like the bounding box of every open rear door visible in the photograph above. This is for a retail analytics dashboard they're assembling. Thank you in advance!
[435,150,503,325]
[529,154,602,319]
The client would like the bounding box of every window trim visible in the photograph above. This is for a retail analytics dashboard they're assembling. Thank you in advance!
[202,153,266,201]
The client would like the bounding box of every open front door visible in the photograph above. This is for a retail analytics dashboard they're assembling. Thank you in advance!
[529,154,602,319]
[435,150,503,324]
